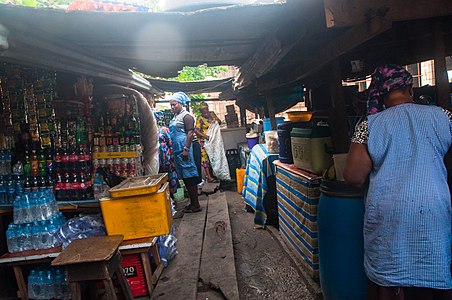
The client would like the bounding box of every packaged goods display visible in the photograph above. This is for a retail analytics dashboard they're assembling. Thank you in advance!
[28,267,71,300]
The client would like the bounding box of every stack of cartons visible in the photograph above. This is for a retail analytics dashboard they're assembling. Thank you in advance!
[225,105,239,128]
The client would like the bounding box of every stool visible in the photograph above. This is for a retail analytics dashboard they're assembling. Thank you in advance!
[51,235,133,300]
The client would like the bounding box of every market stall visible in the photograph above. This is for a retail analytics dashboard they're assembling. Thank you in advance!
[0,62,172,299]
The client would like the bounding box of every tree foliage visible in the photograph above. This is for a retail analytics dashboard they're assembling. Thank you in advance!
[170,65,228,117]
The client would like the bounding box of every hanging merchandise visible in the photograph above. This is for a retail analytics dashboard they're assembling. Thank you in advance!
[203,121,231,181]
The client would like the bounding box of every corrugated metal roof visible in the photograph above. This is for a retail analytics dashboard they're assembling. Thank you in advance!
[0,3,287,77]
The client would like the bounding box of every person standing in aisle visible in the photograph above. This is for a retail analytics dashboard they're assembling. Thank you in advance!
[169,92,202,213]
[344,64,452,300]
[194,102,221,183]
[154,111,178,196]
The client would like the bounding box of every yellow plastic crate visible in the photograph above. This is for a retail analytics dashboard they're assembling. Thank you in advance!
[109,173,168,198]
[99,182,173,240]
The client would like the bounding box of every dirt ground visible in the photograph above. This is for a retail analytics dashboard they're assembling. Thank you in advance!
[226,190,315,300]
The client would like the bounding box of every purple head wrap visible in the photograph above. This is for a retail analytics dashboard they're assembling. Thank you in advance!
[367,64,413,115]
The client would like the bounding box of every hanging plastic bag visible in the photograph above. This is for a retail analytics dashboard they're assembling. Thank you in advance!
[203,121,231,181]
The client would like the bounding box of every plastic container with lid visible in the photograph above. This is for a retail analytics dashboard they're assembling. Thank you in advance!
[264,130,279,154]
[263,117,285,134]
[291,127,333,174]
[277,121,308,164]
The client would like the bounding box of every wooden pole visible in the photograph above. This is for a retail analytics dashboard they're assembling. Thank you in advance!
[266,91,277,130]
[329,60,350,153]
[434,22,450,109]
[240,106,247,127]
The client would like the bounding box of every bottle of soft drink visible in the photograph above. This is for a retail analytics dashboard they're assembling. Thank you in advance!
[38,151,46,176]
[6,176,15,204]
[30,149,39,177]
[54,172,63,201]
[63,172,71,201]
[71,172,80,200]
[69,147,78,172]
[23,150,32,177]
[45,148,53,175]
[53,147,62,173]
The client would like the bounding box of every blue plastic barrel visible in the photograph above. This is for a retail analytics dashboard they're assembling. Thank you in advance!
[318,180,367,300]
[263,117,284,133]
[277,121,308,164]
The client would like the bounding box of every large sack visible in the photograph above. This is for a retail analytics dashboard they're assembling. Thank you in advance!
[204,121,231,181]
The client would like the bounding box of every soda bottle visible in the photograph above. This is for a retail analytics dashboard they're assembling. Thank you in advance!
[53,147,62,173]
[39,176,46,192]
[63,172,71,201]
[31,176,39,193]
[23,176,32,194]
[45,148,53,174]
[71,172,80,200]
[55,173,63,201]
[77,145,86,171]
[68,148,78,172]
[79,171,86,200]
[38,151,46,176]
[30,149,39,177]
[45,174,54,193]
[61,148,70,172]
[23,150,32,177]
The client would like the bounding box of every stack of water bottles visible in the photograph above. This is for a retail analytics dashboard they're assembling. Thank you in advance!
[6,187,66,253]
[28,267,71,300]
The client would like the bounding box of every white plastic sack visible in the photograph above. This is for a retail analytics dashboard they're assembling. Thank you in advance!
[204,121,231,181]
[136,94,159,175]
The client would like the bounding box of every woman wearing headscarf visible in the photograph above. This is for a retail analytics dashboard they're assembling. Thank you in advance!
[195,102,221,183]
[169,92,202,213]
[344,64,452,299]
[154,111,178,195]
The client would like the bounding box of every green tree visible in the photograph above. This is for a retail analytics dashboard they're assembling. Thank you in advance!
[170,65,228,116]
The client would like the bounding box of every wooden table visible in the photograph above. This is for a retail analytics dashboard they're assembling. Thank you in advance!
[0,236,163,300]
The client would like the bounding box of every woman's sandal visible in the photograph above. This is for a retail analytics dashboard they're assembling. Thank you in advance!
[184,206,202,213]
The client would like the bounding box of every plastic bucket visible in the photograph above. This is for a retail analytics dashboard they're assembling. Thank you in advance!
[318,180,367,300]
[247,137,259,150]
[332,153,348,181]
[277,121,307,164]
[263,117,285,133]
[236,168,246,194]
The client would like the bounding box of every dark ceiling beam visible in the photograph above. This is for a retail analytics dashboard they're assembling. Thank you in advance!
[255,16,392,92]
[234,31,303,90]
[323,0,452,28]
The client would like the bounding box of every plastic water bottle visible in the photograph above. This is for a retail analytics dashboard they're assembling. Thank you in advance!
[6,223,17,253]
[13,195,23,225]
[5,151,11,175]
[35,270,45,300]
[43,269,54,299]
[47,220,59,248]
[7,176,15,204]
[0,176,6,204]
[28,269,40,299]
[27,192,39,223]
[22,223,33,251]
[54,269,71,299]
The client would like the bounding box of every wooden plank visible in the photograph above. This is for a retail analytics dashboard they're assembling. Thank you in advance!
[13,266,28,300]
[329,60,350,154]
[199,192,240,300]
[257,16,392,92]
[434,22,450,109]
[266,92,277,130]
[152,199,207,300]
[324,0,452,28]
[52,235,123,266]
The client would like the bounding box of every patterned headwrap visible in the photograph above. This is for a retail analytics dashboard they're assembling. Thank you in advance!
[367,64,413,115]
[199,102,209,110]
[170,92,191,107]
[153,110,164,126]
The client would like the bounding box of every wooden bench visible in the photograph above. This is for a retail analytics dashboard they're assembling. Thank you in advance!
[51,235,133,300]
[0,236,163,299]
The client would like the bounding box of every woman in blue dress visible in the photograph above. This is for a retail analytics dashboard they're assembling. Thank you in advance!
[345,64,452,299]
[169,92,202,213]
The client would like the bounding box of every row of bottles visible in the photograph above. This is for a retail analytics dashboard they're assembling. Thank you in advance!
[6,213,65,253]
[0,150,12,176]
[55,171,93,201]
[13,188,58,224]
[0,175,22,204]
[28,267,71,300]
